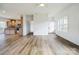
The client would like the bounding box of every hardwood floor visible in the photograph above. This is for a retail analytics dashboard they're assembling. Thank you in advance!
[0,34,79,55]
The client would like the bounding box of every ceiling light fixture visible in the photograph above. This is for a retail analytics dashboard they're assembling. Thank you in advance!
[39,4,45,7]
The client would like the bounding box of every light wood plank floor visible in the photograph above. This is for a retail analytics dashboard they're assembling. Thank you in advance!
[0,34,79,55]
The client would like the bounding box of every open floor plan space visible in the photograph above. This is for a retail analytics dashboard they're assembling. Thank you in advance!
[0,3,79,55]
[0,34,79,55]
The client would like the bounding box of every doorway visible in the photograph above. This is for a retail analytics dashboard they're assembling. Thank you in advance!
[48,21,55,34]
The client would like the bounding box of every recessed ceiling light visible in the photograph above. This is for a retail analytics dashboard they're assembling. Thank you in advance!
[2,10,6,13]
[39,4,45,7]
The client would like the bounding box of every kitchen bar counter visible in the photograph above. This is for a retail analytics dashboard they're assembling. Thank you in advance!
[4,28,16,35]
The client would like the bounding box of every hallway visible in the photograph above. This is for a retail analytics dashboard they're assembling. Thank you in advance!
[0,34,79,55]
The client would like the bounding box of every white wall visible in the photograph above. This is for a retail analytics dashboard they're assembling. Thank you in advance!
[23,16,27,36]
[30,21,34,32]
[23,15,33,36]
[33,13,48,35]
[55,4,79,45]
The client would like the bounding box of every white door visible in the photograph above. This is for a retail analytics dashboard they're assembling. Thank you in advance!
[48,21,55,33]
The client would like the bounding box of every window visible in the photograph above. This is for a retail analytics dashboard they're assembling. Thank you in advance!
[0,21,7,34]
[58,16,68,32]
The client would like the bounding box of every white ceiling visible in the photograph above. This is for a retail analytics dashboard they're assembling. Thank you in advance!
[0,3,71,19]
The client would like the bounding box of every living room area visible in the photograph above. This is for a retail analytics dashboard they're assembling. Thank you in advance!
[0,3,79,55]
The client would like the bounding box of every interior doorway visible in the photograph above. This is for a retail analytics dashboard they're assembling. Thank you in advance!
[48,20,55,34]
